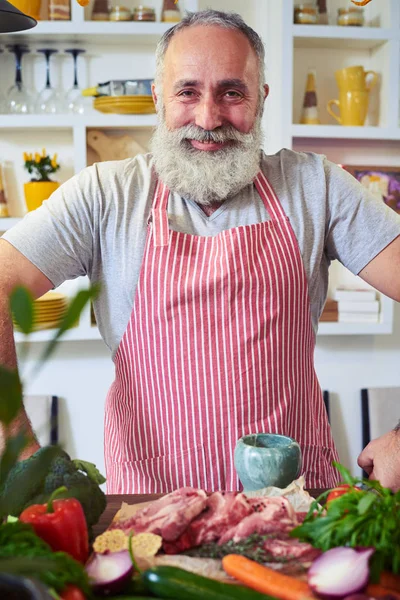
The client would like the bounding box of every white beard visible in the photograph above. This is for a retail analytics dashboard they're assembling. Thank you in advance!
[150,110,264,205]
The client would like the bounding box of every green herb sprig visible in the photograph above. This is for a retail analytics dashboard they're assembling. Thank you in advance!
[291,462,400,580]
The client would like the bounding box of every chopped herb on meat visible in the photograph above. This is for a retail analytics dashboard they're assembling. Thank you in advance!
[185,533,293,563]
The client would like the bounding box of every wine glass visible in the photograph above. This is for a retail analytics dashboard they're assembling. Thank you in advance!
[5,44,33,114]
[0,48,5,113]
[36,48,63,114]
[65,48,86,114]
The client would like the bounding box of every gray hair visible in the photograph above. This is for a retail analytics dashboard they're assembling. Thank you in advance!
[154,9,266,105]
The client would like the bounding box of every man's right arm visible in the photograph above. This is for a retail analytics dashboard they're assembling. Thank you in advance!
[357,420,400,492]
[0,239,54,457]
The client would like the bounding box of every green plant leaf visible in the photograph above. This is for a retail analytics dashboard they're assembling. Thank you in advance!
[10,287,35,335]
[72,459,106,484]
[38,285,100,366]
[0,432,27,493]
[0,367,22,425]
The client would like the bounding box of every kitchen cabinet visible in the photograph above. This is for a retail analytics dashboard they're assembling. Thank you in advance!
[0,0,197,344]
[267,0,400,336]
[1,0,399,342]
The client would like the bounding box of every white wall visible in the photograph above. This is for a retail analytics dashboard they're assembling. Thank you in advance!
[19,0,400,482]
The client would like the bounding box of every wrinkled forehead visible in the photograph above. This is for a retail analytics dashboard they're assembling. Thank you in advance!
[162,25,260,87]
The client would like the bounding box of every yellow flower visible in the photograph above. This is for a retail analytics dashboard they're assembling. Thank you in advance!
[35,153,41,163]
[23,152,28,162]
[52,153,58,163]
[27,153,33,161]
[51,160,58,169]
[42,148,47,157]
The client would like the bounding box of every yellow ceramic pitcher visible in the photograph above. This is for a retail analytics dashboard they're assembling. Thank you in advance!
[334,65,378,92]
[327,65,378,126]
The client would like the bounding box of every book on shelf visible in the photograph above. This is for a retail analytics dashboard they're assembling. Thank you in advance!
[319,298,338,322]
[338,300,380,314]
[338,313,379,324]
[334,287,377,303]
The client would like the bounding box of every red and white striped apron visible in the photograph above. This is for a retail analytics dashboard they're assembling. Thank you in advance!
[104,171,339,493]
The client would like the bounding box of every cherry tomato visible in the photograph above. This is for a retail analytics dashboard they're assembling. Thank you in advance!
[326,484,361,504]
[60,585,86,600]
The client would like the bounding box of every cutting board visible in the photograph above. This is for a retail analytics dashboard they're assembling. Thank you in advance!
[87,130,146,162]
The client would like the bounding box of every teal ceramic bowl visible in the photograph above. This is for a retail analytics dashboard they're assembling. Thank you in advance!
[234,433,302,491]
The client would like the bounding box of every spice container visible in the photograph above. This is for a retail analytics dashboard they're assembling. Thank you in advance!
[294,4,318,25]
[161,0,180,22]
[110,5,131,20]
[49,0,71,20]
[337,7,364,27]
[0,164,9,218]
[132,5,156,21]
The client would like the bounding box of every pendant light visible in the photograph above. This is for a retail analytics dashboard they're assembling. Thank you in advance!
[0,0,37,33]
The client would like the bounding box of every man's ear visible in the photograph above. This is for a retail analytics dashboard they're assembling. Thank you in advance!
[263,84,270,100]
[151,83,158,112]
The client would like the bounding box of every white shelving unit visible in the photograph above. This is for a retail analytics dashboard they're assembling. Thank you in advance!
[277,0,400,337]
[1,0,399,341]
[0,0,197,344]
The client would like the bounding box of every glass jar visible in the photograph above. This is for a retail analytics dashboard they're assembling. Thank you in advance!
[337,7,364,27]
[162,0,180,22]
[132,5,156,21]
[109,5,131,20]
[294,4,318,25]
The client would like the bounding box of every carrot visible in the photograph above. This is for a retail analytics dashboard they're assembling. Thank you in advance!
[379,572,400,593]
[222,554,316,600]
[367,583,400,600]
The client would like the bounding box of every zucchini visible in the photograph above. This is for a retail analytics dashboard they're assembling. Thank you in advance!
[142,566,277,600]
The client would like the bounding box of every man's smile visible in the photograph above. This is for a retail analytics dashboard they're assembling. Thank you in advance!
[189,139,228,151]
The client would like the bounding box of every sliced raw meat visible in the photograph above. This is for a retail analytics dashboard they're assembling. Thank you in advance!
[163,492,252,554]
[112,487,207,541]
[262,536,321,562]
[218,496,297,544]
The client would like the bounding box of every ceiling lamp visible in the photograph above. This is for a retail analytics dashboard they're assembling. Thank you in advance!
[0,0,37,33]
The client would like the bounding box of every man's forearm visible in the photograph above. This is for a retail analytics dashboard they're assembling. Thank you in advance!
[0,296,18,369]
[0,298,40,458]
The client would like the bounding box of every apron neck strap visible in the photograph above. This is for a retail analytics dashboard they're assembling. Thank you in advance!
[151,170,283,247]
[151,179,170,247]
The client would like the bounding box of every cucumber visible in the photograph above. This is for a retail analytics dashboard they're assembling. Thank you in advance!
[142,566,277,600]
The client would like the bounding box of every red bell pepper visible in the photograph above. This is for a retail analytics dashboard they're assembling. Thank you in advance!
[19,486,89,564]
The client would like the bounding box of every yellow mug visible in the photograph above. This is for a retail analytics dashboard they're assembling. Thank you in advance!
[335,65,378,92]
[327,90,370,126]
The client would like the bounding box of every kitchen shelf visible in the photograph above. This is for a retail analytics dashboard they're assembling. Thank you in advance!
[0,115,158,130]
[0,218,21,232]
[291,125,400,140]
[293,25,396,50]
[14,325,102,343]
[9,21,176,46]
[278,0,399,336]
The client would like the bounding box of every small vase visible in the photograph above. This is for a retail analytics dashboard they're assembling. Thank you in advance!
[24,180,59,212]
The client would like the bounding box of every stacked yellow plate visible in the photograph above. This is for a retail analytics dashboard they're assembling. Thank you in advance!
[93,95,156,115]
[13,292,68,332]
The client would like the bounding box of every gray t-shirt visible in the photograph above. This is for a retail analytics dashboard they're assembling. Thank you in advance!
[3,149,400,357]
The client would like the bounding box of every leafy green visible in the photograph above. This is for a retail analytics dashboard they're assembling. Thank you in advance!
[10,287,35,335]
[0,367,22,426]
[291,462,400,579]
[0,521,90,594]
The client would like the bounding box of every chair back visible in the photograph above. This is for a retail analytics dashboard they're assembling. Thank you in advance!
[23,395,59,446]
[361,387,400,447]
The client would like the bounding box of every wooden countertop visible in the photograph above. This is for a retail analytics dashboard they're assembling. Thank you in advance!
[93,490,324,539]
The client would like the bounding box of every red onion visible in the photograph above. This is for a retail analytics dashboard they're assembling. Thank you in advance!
[86,550,134,596]
[308,547,374,599]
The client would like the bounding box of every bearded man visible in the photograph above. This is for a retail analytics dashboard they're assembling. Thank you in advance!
[1,10,400,493]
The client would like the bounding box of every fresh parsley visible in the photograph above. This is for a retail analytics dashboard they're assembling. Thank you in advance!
[291,462,400,580]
